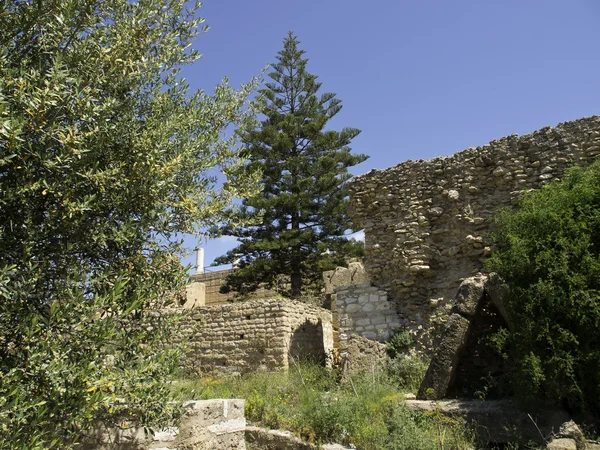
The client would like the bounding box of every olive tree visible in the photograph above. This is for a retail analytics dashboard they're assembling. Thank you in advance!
[0,1,259,447]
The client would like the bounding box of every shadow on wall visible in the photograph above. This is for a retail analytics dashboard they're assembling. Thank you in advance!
[289,319,326,365]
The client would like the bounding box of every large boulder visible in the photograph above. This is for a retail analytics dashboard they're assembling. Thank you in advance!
[451,275,486,319]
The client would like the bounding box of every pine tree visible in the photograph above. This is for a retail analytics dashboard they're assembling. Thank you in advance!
[215,32,368,299]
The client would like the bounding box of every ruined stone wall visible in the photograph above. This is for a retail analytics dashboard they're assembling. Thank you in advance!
[340,334,388,375]
[335,283,401,343]
[189,270,279,305]
[80,399,246,450]
[189,270,234,305]
[179,299,333,374]
[348,116,600,349]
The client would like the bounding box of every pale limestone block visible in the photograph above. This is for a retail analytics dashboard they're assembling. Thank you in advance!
[184,281,206,308]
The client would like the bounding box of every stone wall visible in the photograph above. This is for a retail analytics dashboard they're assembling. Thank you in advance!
[322,262,371,350]
[348,116,600,348]
[340,334,388,375]
[189,270,234,305]
[335,283,401,344]
[179,299,333,375]
[80,399,246,450]
[189,270,279,305]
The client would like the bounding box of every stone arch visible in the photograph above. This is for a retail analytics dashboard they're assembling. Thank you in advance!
[288,318,327,365]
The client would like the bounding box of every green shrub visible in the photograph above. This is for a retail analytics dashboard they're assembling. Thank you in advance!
[386,331,414,358]
[486,159,600,414]
[387,354,429,392]
[0,264,185,449]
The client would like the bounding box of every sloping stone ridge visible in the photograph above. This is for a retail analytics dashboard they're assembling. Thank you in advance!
[80,399,246,450]
[177,299,333,375]
[418,274,509,400]
[348,116,600,348]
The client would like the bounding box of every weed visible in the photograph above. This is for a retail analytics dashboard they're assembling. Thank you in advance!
[172,361,475,450]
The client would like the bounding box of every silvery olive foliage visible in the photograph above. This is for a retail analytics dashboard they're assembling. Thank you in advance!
[0,1,260,447]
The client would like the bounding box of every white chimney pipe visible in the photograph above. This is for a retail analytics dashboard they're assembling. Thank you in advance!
[196,248,204,274]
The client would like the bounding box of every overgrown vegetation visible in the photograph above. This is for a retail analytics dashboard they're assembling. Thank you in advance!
[486,159,600,416]
[0,1,259,447]
[173,360,472,450]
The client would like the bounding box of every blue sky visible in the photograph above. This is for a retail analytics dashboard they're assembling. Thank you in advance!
[179,0,600,272]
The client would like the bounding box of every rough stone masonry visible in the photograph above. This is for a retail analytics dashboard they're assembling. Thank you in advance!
[177,299,333,375]
[347,116,600,350]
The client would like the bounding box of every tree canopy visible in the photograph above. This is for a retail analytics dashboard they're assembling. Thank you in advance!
[214,32,367,299]
[0,1,259,447]
[486,159,600,414]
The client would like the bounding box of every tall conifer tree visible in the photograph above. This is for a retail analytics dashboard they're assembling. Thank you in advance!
[215,32,368,298]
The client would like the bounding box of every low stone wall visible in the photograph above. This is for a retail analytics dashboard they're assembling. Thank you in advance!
[80,399,246,450]
[348,116,600,348]
[180,299,333,375]
[189,270,279,305]
[340,334,388,375]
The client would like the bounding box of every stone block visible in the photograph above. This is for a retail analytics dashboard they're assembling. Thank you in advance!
[376,302,391,311]
[358,294,370,304]
[346,303,361,314]
[417,313,470,400]
[370,316,386,325]
[546,438,577,450]
[184,282,206,308]
[451,275,486,319]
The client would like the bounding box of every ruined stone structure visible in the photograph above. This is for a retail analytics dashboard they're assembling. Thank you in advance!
[188,269,279,305]
[80,399,246,450]
[178,299,333,374]
[189,269,238,305]
[348,116,600,348]
[335,283,400,343]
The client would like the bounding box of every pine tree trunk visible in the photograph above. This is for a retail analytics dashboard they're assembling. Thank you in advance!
[290,206,302,298]
[290,267,301,299]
